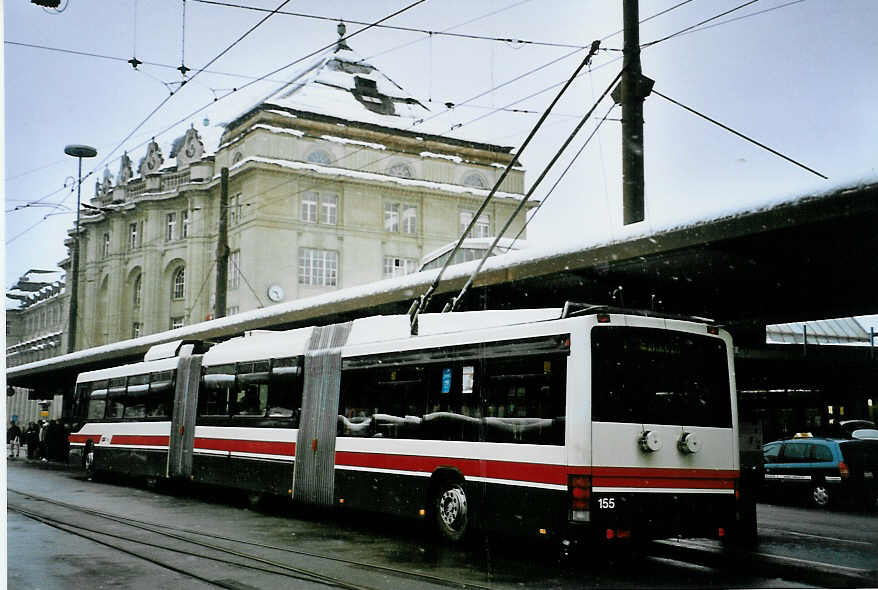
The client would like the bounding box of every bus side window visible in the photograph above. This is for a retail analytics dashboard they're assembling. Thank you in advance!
[87,380,108,420]
[233,361,270,417]
[148,371,175,418]
[269,357,302,425]
[200,364,234,416]
[74,383,91,419]
[483,354,566,445]
[124,374,149,419]
[338,364,427,439]
[106,377,126,419]
[423,364,481,442]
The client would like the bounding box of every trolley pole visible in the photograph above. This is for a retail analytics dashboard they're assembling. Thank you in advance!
[214,167,229,319]
[621,0,647,225]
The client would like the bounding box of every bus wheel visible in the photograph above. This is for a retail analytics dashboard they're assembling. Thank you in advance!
[433,481,469,542]
[811,484,830,508]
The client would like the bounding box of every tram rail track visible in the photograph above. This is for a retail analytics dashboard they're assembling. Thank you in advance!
[8,488,492,590]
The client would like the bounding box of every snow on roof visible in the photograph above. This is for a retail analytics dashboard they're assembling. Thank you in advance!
[227,155,528,200]
[421,237,526,267]
[257,43,435,132]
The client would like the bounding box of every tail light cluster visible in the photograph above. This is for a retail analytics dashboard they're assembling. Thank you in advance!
[839,461,850,478]
[569,474,591,522]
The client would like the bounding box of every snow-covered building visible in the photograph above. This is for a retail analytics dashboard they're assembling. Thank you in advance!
[60,30,531,351]
[6,269,67,367]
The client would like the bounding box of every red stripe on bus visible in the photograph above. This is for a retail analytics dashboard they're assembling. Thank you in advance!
[194,437,296,456]
[335,452,569,485]
[110,435,170,446]
[592,467,739,479]
[593,477,735,489]
[68,434,92,444]
[591,467,738,489]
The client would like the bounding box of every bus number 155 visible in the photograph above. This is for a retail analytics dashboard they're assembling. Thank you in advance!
[598,497,615,509]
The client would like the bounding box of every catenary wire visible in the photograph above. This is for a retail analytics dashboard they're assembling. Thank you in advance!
[446,69,622,313]
[652,89,827,179]
[512,103,617,244]
[92,0,295,177]
[414,41,603,319]
[662,0,807,39]
[641,0,762,47]
[194,0,581,49]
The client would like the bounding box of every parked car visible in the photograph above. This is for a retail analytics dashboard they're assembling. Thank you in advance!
[761,435,878,509]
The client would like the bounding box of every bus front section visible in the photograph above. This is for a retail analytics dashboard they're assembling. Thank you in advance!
[574,315,741,544]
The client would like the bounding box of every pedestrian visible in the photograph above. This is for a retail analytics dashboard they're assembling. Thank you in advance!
[7,420,22,459]
[24,422,37,459]
[38,420,48,462]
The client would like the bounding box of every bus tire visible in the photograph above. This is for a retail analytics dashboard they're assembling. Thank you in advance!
[432,481,469,543]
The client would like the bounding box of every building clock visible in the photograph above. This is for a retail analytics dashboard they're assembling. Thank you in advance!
[267,284,285,302]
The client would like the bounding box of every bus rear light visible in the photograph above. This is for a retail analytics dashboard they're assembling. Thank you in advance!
[839,461,850,478]
[707,326,719,335]
[606,529,615,540]
[569,475,591,510]
[616,529,631,539]
[718,527,726,538]
[597,314,611,323]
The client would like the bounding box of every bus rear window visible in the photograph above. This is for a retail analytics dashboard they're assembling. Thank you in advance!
[591,327,732,428]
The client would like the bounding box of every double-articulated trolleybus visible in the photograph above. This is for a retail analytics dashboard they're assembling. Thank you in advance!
[69,305,743,544]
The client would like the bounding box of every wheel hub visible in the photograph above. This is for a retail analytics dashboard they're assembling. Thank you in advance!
[439,487,467,529]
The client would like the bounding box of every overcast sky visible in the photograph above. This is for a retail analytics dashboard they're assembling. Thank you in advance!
[4,1,877,323]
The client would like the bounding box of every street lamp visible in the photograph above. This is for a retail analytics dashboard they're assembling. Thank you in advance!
[64,144,97,353]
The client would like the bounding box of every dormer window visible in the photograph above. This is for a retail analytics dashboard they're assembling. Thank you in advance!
[354,76,378,94]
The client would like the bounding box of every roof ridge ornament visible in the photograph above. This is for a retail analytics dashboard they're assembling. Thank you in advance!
[336,20,352,52]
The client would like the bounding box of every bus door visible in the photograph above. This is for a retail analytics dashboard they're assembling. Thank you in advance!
[293,322,353,505]
[168,345,201,479]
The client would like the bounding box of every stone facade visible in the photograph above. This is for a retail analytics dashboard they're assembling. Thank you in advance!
[54,38,531,352]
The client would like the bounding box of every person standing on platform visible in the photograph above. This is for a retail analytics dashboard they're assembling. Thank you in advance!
[38,420,48,461]
[7,420,22,459]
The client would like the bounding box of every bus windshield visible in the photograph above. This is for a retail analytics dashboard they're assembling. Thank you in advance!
[591,326,732,428]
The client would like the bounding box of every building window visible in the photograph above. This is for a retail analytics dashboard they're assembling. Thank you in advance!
[172,267,185,300]
[383,256,417,278]
[166,212,177,241]
[387,162,414,178]
[384,202,417,234]
[462,172,488,188]
[460,211,491,238]
[384,203,399,232]
[181,210,190,238]
[301,192,318,223]
[306,150,332,165]
[132,322,142,339]
[128,223,138,250]
[133,274,142,308]
[298,248,338,286]
[227,305,239,316]
[228,250,240,290]
[321,194,338,225]
[229,194,241,225]
[170,316,185,330]
[102,233,110,258]
[402,205,417,234]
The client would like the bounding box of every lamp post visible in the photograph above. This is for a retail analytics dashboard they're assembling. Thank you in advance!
[64,144,97,353]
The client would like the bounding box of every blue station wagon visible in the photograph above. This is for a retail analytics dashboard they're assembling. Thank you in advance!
[761,436,878,509]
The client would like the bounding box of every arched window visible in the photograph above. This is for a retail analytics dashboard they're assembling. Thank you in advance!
[172,267,185,300]
[306,150,332,165]
[387,162,414,178]
[462,172,488,188]
[133,274,142,307]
